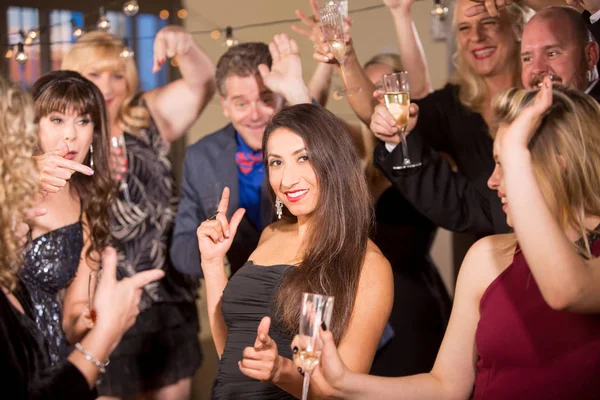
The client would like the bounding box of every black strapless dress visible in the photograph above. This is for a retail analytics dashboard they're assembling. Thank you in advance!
[212,262,296,400]
[20,222,84,366]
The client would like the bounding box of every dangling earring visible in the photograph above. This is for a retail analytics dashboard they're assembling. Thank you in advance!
[275,197,282,220]
[89,144,94,170]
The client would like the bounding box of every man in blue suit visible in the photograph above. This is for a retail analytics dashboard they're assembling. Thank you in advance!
[171,35,311,276]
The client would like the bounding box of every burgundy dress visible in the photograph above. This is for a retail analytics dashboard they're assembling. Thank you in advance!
[474,233,600,399]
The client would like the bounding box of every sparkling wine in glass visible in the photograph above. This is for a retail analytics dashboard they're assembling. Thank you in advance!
[318,2,360,98]
[382,71,422,169]
[298,293,335,400]
[111,135,133,204]
[88,269,102,323]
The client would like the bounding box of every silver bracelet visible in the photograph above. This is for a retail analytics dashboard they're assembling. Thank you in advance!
[75,342,110,373]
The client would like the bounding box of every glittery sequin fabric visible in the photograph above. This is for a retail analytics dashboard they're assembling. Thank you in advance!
[20,221,84,366]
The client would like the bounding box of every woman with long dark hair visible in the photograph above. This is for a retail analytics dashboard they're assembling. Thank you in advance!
[19,70,115,365]
[197,103,393,399]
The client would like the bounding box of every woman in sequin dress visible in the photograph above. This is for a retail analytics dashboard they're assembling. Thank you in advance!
[20,70,115,366]
[0,76,166,398]
[62,27,216,398]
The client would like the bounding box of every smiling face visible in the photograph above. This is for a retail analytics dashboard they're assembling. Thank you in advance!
[38,109,94,165]
[221,74,282,151]
[454,0,519,79]
[266,127,319,219]
[521,14,594,91]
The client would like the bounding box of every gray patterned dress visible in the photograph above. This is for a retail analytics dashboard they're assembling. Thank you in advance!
[97,97,202,396]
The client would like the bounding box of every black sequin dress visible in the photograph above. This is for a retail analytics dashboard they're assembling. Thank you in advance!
[20,221,84,366]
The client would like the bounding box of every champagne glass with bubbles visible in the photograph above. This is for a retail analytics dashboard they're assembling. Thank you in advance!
[298,293,335,400]
[318,2,360,98]
[382,71,422,169]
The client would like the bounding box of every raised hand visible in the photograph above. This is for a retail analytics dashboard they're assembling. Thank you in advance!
[35,141,94,195]
[239,316,281,382]
[258,34,311,105]
[465,0,514,17]
[92,247,165,346]
[291,0,322,45]
[497,75,553,155]
[152,26,195,73]
[566,0,600,14]
[197,187,246,263]
[370,100,420,146]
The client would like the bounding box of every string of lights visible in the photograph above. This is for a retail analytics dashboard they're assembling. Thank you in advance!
[4,0,447,65]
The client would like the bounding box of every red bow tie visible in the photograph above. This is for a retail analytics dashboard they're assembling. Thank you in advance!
[236,151,263,175]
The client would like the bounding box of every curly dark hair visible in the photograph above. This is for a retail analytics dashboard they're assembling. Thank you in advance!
[215,42,272,96]
[31,71,115,265]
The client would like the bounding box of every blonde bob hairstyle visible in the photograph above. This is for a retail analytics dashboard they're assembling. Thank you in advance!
[492,86,600,258]
[0,77,40,291]
[450,3,531,114]
[61,30,150,133]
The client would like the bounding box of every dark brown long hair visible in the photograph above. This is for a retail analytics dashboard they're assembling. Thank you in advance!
[31,70,115,265]
[263,104,372,343]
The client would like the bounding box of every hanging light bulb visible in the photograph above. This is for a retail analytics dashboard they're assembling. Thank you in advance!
[5,46,13,59]
[431,1,449,20]
[97,7,111,31]
[71,19,85,38]
[210,29,221,40]
[120,39,135,59]
[24,29,38,45]
[15,42,28,65]
[224,26,238,47]
[123,0,140,17]
[431,1,449,42]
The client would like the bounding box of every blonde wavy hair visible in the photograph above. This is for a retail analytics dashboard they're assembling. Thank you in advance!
[61,30,150,134]
[0,78,40,291]
[450,3,531,113]
[492,86,600,258]
[364,53,404,74]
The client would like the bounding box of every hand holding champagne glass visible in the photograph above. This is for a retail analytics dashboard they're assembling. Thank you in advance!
[318,2,360,97]
[298,293,335,400]
[382,71,422,169]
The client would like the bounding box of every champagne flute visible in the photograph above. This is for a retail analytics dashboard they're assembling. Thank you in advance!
[318,2,360,98]
[111,135,133,204]
[382,71,422,169]
[88,269,102,323]
[298,293,335,400]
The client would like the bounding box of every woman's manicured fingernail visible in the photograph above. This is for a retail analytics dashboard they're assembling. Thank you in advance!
[321,321,327,331]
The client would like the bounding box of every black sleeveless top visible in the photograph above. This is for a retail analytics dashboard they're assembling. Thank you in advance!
[212,262,296,399]
[20,221,84,366]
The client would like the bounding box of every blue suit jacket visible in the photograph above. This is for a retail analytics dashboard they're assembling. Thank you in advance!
[170,123,274,277]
